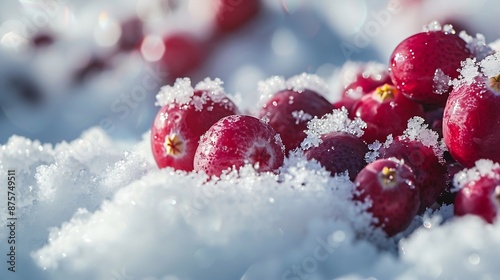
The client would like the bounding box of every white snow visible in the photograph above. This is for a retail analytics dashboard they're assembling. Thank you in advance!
[459,30,494,61]
[256,73,329,110]
[4,1,500,279]
[5,130,500,280]
[433,68,451,95]
[301,107,366,150]
[400,117,445,163]
[452,159,500,191]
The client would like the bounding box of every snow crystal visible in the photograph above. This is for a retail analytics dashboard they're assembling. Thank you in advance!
[364,135,393,164]
[155,77,232,111]
[155,77,194,107]
[286,72,329,96]
[400,117,445,163]
[452,159,500,191]
[194,77,227,103]
[257,75,287,107]
[433,68,451,95]
[450,57,480,88]
[488,39,500,53]
[459,30,494,61]
[257,73,329,108]
[301,107,366,150]
[360,62,389,82]
[422,20,455,34]
[291,110,313,125]
[479,52,500,78]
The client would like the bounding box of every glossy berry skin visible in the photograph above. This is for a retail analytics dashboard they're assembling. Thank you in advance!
[259,89,333,153]
[437,161,463,205]
[424,107,444,138]
[389,31,472,105]
[337,66,392,114]
[353,84,424,143]
[213,0,261,33]
[151,90,239,171]
[342,67,392,101]
[304,132,368,181]
[378,138,447,212]
[443,76,500,168]
[194,115,285,177]
[455,175,500,223]
[354,158,420,236]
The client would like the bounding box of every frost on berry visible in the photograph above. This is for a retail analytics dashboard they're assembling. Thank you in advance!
[286,73,329,96]
[400,117,445,163]
[257,76,287,108]
[257,73,329,108]
[433,69,451,95]
[449,58,480,88]
[459,30,494,61]
[479,52,500,78]
[301,107,366,150]
[451,52,500,89]
[452,159,500,192]
[156,77,231,111]
[422,20,455,34]
[291,110,312,125]
[155,77,193,107]
[364,135,393,164]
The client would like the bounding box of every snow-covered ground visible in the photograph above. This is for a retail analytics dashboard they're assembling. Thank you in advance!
[2,1,500,279]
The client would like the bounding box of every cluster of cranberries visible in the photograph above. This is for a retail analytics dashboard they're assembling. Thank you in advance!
[152,22,500,236]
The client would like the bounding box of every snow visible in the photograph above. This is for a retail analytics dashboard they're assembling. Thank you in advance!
[450,57,480,88]
[450,51,500,89]
[400,117,445,163]
[155,78,194,107]
[256,73,329,110]
[364,135,393,164]
[452,159,500,191]
[433,68,451,95]
[301,107,366,150]
[4,0,500,279]
[459,31,494,61]
[6,129,500,280]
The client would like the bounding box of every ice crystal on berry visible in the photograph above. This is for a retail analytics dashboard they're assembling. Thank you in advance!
[401,117,444,163]
[433,69,451,95]
[450,58,480,88]
[257,75,287,107]
[291,110,312,125]
[155,77,194,107]
[257,73,329,108]
[479,52,500,78]
[459,31,494,61]
[301,107,366,149]
[453,159,500,191]
[364,135,393,164]
[286,73,329,96]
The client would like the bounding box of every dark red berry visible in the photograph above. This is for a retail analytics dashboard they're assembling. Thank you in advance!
[258,89,333,153]
[303,132,368,181]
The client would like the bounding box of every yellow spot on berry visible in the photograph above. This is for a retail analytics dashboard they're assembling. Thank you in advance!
[488,74,500,92]
[374,84,397,102]
[380,166,397,187]
[164,133,184,156]
[495,186,500,206]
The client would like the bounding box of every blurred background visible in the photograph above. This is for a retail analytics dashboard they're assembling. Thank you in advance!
[0,0,497,144]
